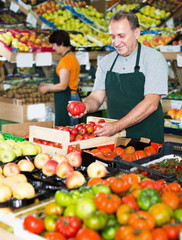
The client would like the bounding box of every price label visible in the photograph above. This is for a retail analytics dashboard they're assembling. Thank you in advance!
[177,54,182,67]
[16,53,33,67]
[27,104,46,121]
[75,52,89,66]
[10,2,20,12]
[35,52,52,66]
[170,100,182,109]
[26,13,37,28]
[166,17,174,28]
[41,23,52,30]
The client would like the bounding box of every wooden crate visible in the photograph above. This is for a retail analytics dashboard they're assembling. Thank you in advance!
[29,116,126,156]
[0,98,54,123]
[2,121,54,137]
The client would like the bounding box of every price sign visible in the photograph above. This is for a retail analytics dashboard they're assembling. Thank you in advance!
[75,52,89,66]
[26,13,37,28]
[16,53,33,67]
[27,104,46,121]
[10,2,20,12]
[177,54,182,67]
[35,52,52,66]
[41,23,52,30]
[170,100,182,109]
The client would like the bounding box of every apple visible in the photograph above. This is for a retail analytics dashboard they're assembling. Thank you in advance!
[13,182,35,199]
[34,153,51,169]
[0,183,12,202]
[52,154,69,164]
[0,142,11,150]
[66,152,82,168]
[87,162,107,178]
[42,160,58,176]
[0,149,17,163]
[0,174,5,182]
[17,159,35,172]
[3,162,20,177]
[66,171,85,189]
[10,145,22,157]
[22,144,38,156]
[56,161,74,179]
[0,133,5,141]
[34,144,42,154]
[0,139,5,144]
[5,140,15,147]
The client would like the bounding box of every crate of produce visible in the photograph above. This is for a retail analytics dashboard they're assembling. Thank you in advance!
[29,116,126,156]
[114,141,182,182]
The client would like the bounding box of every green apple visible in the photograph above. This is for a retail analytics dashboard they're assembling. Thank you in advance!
[5,139,16,147]
[0,142,11,150]
[10,145,23,157]
[34,144,42,154]
[0,134,5,141]
[0,139,5,144]
[0,149,16,163]
[22,144,38,156]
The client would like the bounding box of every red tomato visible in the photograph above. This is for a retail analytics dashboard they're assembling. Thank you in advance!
[70,134,75,142]
[94,124,103,131]
[70,128,78,136]
[79,127,87,135]
[76,124,84,131]
[98,119,106,123]
[44,232,66,240]
[83,133,90,140]
[86,124,94,133]
[75,228,102,240]
[75,134,84,141]
[56,216,82,238]
[67,101,86,116]
[23,215,44,234]
[87,121,95,127]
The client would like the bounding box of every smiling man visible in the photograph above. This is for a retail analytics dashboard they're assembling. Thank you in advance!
[70,10,168,143]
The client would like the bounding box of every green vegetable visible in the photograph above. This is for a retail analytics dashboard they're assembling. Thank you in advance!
[137,187,161,210]
[84,210,108,231]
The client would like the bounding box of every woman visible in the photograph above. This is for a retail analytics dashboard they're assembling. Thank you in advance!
[39,30,81,127]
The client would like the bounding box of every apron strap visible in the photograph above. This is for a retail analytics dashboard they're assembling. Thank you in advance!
[134,42,141,72]
[110,53,119,71]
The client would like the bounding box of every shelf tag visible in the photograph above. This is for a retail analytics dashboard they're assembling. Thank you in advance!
[26,13,37,28]
[75,52,89,66]
[166,17,174,28]
[41,23,52,30]
[170,100,182,109]
[16,53,33,67]
[10,1,20,12]
[35,52,52,66]
[27,104,46,121]
[177,54,182,67]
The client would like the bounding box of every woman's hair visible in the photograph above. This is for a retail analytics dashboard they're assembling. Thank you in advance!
[49,30,71,47]
[109,10,139,30]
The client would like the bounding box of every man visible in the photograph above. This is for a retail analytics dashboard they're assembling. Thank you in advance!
[71,10,168,143]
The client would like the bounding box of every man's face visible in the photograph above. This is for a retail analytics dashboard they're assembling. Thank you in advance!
[109,18,140,57]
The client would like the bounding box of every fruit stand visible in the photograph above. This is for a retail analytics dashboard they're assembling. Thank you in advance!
[0,0,182,238]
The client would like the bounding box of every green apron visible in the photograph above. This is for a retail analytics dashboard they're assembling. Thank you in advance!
[105,43,164,144]
[53,69,71,127]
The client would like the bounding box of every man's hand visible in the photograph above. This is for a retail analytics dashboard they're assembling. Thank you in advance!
[94,121,121,137]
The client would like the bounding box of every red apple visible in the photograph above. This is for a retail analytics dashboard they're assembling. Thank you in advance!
[42,160,58,176]
[17,159,35,172]
[66,152,82,168]
[34,153,51,169]
[66,171,85,189]
[56,161,74,179]
[87,162,107,178]
[52,154,69,164]
[3,163,20,177]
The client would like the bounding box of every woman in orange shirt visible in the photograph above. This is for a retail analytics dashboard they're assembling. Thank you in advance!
[39,30,81,126]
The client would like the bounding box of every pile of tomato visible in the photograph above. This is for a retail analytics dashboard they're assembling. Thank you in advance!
[33,119,105,148]
[23,173,182,240]
[87,145,157,161]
